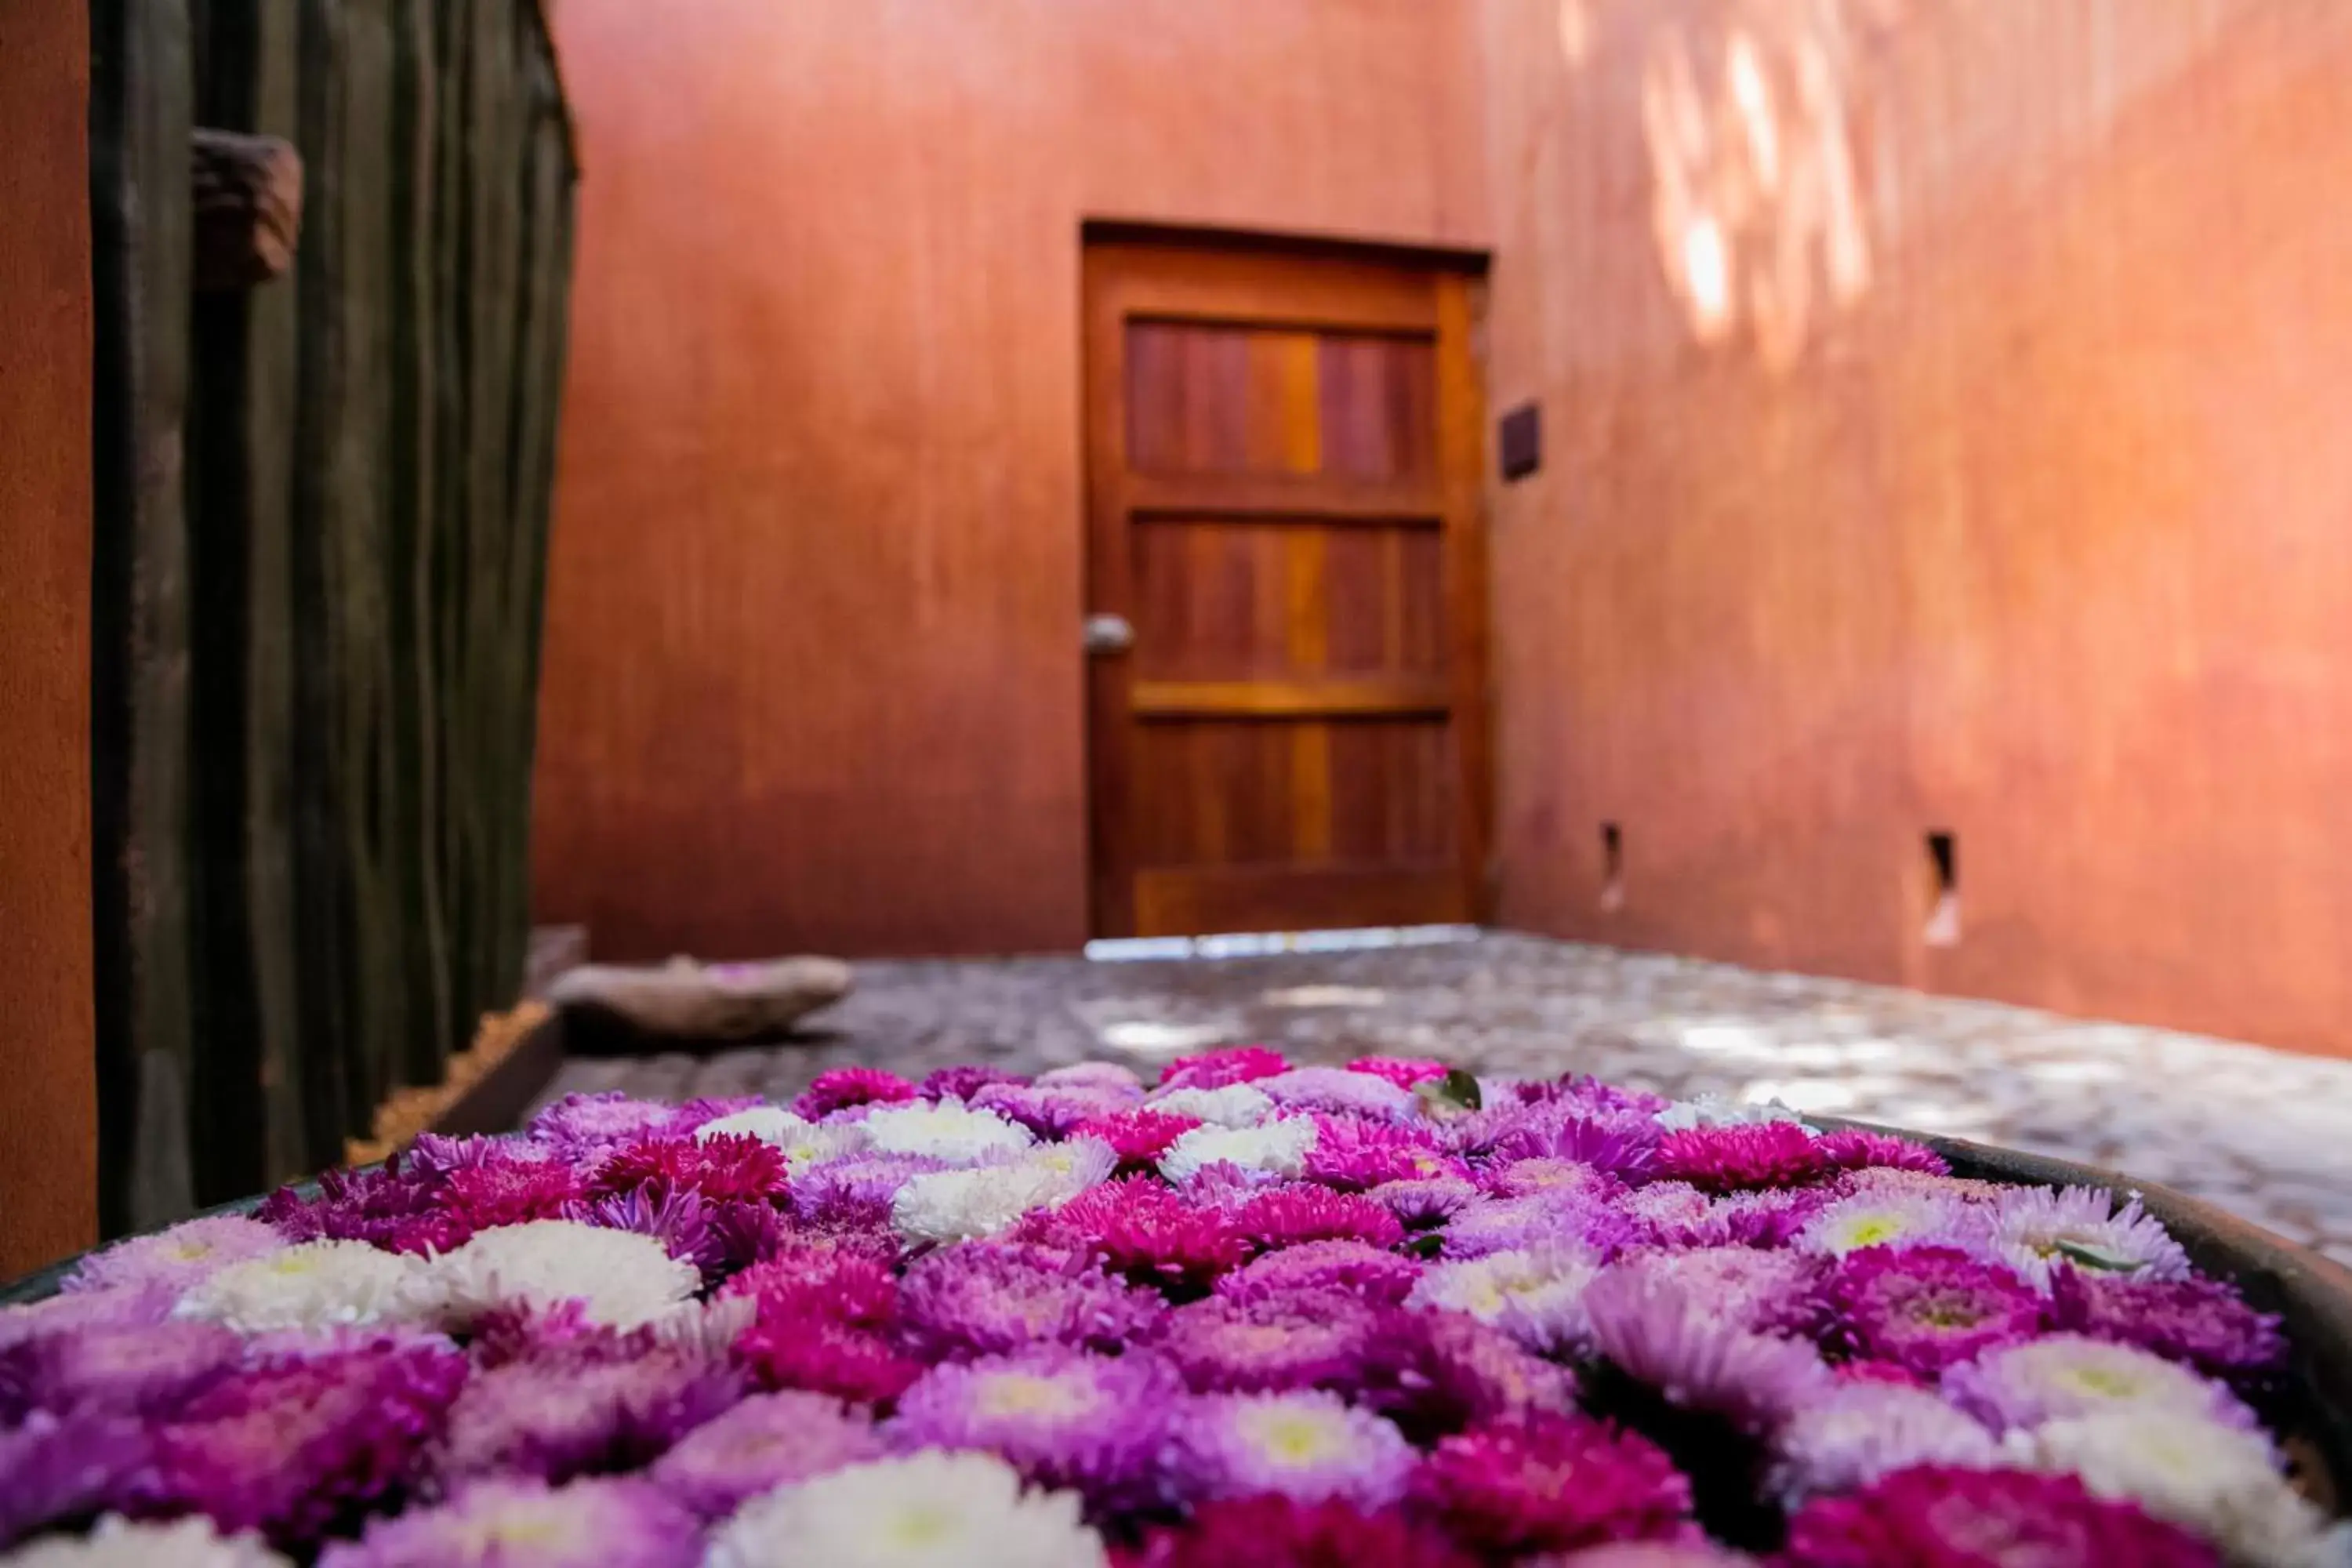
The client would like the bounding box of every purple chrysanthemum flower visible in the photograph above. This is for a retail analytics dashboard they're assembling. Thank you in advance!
[0,1284,177,1353]
[1582,1260,1830,1433]
[646,1389,882,1520]
[1257,1068,1419,1123]
[887,1346,1180,1510]
[2046,1267,2289,1381]
[791,1067,917,1121]
[1440,1195,1635,1261]
[1367,1177,1480,1229]
[58,1217,287,1298]
[1159,1290,1383,1395]
[920,1065,1029,1102]
[564,1186,726,1276]
[1361,1308,1579,1436]
[1304,1116,1460,1192]
[149,1337,469,1548]
[1159,1046,1290,1092]
[1941,1333,2262,1434]
[895,1241,1167,1360]
[1479,1156,1625,1203]
[1828,1246,2045,1377]
[1555,1074,1675,1116]
[1782,1464,2223,1568]
[1231,1185,1406,1253]
[1766,1380,2001,1504]
[1345,1056,1450,1089]
[1990,1185,2193,1290]
[969,1082,1133,1139]
[404,1132,553,1175]
[527,1093,681,1158]
[1413,1413,1693,1556]
[0,1320,243,1424]
[789,1152,950,1229]
[1216,1241,1425,1307]
[252,1162,455,1256]
[1463,1104,1661,1177]
[0,1413,154,1548]
[1814,1129,1950,1176]
[1615,1245,1828,1337]
[1650,1123,1831,1192]
[318,1476,701,1568]
[438,1343,745,1484]
[1169,1390,1417,1510]
[1035,1062,1144,1097]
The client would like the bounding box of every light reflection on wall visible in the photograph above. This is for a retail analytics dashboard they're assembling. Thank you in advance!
[1614,0,1896,370]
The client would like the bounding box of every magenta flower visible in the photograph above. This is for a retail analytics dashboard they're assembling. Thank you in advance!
[969,1082,1132,1138]
[527,1093,681,1156]
[1170,1390,1417,1509]
[732,1308,922,1405]
[1362,1310,1579,1436]
[718,1236,899,1327]
[791,1066,917,1120]
[1367,1177,1481,1229]
[318,1476,701,1568]
[1159,1290,1384,1395]
[1479,1156,1626,1203]
[1305,1115,1460,1191]
[887,1347,1181,1509]
[1216,1241,1425,1307]
[647,1389,882,1519]
[0,1284,177,1353]
[894,1240,1167,1360]
[1413,1413,1693,1556]
[254,1162,455,1256]
[1036,1062,1145,1096]
[1582,1261,1830,1432]
[586,1133,788,1205]
[1613,1246,1828,1337]
[1440,1194,1635,1261]
[1815,1129,1950,1176]
[1232,1185,1406,1253]
[1469,1104,1661,1177]
[1258,1068,1420,1123]
[789,1152,949,1229]
[0,1319,242,1424]
[0,1413,155,1548]
[1069,1108,1203,1168]
[1158,1046,1290,1092]
[1782,1465,2223,1567]
[1650,1123,1831,1192]
[1989,1185,2193,1290]
[1345,1056,1450,1090]
[2046,1266,2288,1381]
[433,1156,589,1237]
[1018,1175,1248,1294]
[438,1343,745,1483]
[1827,1247,2045,1377]
[1128,1496,1474,1568]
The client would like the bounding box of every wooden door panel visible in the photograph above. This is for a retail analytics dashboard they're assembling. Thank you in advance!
[1086,239,1488,938]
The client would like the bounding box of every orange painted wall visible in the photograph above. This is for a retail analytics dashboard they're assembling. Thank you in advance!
[0,0,100,1270]
[1483,0,2352,1054]
[534,1,1487,960]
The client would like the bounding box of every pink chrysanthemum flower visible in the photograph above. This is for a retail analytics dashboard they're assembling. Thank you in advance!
[1827,1247,2045,1377]
[1815,1129,1950,1176]
[887,1347,1181,1511]
[1127,1495,1475,1568]
[1345,1056,1451,1090]
[587,1134,789,1206]
[1368,1177,1481,1229]
[791,1067,917,1120]
[1989,1185,2193,1291]
[1782,1464,2223,1567]
[254,1162,454,1256]
[789,1153,949,1229]
[1414,1413,1693,1557]
[1304,1115,1458,1192]
[918,1065,1028,1102]
[647,1390,882,1520]
[1613,1245,1828,1337]
[895,1241,1167,1360]
[1036,1062,1145,1097]
[319,1475,702,1568]
[0,1412,157,1547]
[1439,1194,1635,1262]
[1258,1068,1420,1124]
[1465,1105,1661,1177]
[1158,1046,1290,1092]
[1159,1290,1385,1395]
[1650,1123,1831,1193]
[731,1308,922,1405]
[1582,1261,1830,1433]
[1363,1309,1581,1438]
[717,1236,899,1327]
[1940,1334,2262,1435]
[1232,1185,1406,1253]
[1018,1175,1248,1294]
[1216,1241,1425,1307]
[438,1342,746,1484]
[434,1157,589,1239]
[2046,1267,2288,1381]
[0,1319,243,1425]
[1169,1390,1418,1512]
[1479,1156,1625,1203]
[1070,1109,1202,1169]
[59,1217,287,1298]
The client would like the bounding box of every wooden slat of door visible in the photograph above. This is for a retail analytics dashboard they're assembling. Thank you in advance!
[1085,241,1487,938]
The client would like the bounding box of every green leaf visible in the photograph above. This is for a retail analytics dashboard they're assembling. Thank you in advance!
[2054,1239,2144,1273]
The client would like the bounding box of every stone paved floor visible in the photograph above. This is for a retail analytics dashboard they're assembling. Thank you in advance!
[534,932,2352,1265]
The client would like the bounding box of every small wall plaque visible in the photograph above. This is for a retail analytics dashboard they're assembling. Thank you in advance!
[1499,402,1541,482]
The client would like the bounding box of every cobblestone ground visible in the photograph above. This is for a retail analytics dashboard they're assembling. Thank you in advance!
[535,932,2352,1265]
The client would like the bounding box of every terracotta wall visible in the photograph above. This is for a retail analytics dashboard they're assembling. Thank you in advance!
[0,0,99,1270]
[1482,0,2352,1053]
[534,0,1487,960]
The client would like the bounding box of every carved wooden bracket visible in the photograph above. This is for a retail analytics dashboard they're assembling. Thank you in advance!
[191,129,303,290]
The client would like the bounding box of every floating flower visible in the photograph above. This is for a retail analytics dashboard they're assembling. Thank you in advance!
[1231,1185,1406,1252]
[587,1134,789,1205]
[1069,1109,1200,1168]
[1991,1186,2193,1291]
[1157,1047,1290,1092]
[1412,1414,1692,1556]
[920,1065,1029,1102]
[1479,1156,1623,1202]
[1828,1247,2045,1377]
[1581,1261,1830,1432]
[1345,1057,1451,1090]
[2045,1268,2288,1381]
[1126,1496,1472,1568]
[891,1140,1116,1245]
[1159,1290,1383,1395]
[1367,1177,1479,1229]
[0,1320,243,1424]
[1035,1063,1144,1097]
[1146,1083,1277,1131]
[1410,1247,1600,1356]
[1650,1123,1830,1192]
[0,1414,154,1548]
[1362,1310,1580,1436]
[733,1311,921,1405]
[1538,1547,1751,1568]
[704,1450,1107,1568]
[526,1094,680,1156]
[887,1348,1178,1509]
[969,1083,1131,1139]
[1653,1095,1806,1132]
[1797,1189,1986,1261]
[1781,1464,2223,1568]
[1942,1334,2261,1435]
[0,1286,176,1353]
[793,1067,918,1120]
[1439,1194,1634,1261]
[1814,1130,1950,1176]
[427,1221,699,1331]
[317,1477,700,1568]
[791,1152,945,1229]
[1304,1116,1458,1191]
[1018,1178,1247,1294]
[173,1241,427,1334]
[437,1343,744,1483]
[1616,1246,1827,1337]
[2009,1412,2335,1568]
[60,1218,287,1299]
[895,1243,1165,1361]
[3,1515,291,1567]
[648,1390,883,1520]
[1215,1241,1424,1307]
[1766,1380,2001,1503]
[720,1238,898,1326]
[1159,1118,1317,1184]
[859,1102,1036,1165]
[1470,1104,1660,1177]
[693,1105,808,1146]
[1258,1068,1419,1123]
[1170,1391,1417,1509]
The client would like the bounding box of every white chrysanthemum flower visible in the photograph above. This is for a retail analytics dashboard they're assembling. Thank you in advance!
[696,1105,809,1145]
[1990,1185,2192,1291]
[2,1514,290,1566]
[1158,1116,1316,1183]
[1146,1083,1275,1130]
[2012,1413,2336,1567]
[706,1450,1106,1568]
[1796,1190,1975,1258]
[698,1107,873,1168]
[426,1220,699,1330]
[1653,1094,1805,1131]
[860,1102,1035,1165]
[891,1139,1116,1246]
[172,1240,426,1334]
[1409,1245,1599,1353]
[646,1291,760,1358]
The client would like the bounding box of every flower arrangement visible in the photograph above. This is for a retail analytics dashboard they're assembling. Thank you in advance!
[0,1053,2343,1566]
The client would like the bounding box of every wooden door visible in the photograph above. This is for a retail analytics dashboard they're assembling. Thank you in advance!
[1083,239,1490,938]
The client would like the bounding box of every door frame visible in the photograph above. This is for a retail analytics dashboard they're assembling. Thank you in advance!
[1078,220,1496,940]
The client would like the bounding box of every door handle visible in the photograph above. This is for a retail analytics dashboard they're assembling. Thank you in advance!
[1083,613,1136,655]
